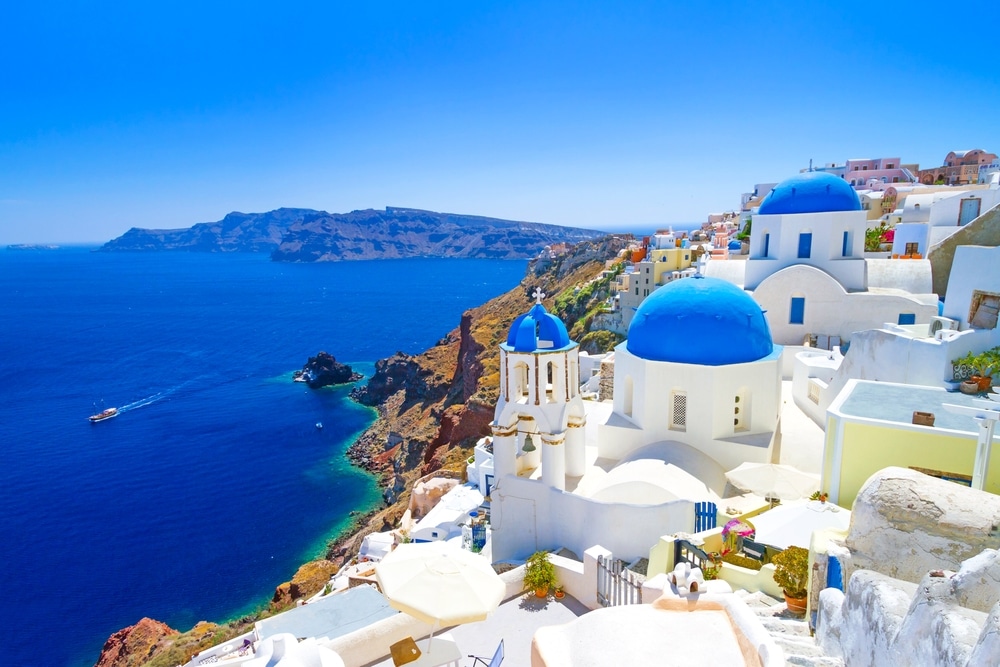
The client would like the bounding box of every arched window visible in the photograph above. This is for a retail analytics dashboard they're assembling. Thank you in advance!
[513,362,530,400]
[545,360,559,404]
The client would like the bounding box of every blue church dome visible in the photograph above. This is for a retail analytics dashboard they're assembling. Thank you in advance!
[758,171,861,215]
[505,302,572,352]
[626,276,774,365]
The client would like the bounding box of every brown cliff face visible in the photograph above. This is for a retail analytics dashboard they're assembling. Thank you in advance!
[95,618,178,667]
[271,559,340,609]
[334,235,629,556]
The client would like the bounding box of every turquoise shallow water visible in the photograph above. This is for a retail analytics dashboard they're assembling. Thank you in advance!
[0,248,526,666]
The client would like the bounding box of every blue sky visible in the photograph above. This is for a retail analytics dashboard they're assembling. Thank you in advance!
[2,1,998,243]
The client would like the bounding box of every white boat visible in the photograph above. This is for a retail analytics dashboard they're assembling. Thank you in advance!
[89,407,119,423]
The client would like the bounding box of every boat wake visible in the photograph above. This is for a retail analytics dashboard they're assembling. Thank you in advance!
[117,376,211,414]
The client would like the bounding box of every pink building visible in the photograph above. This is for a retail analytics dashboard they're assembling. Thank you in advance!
[918,149,998,185]
[844,157,918,190]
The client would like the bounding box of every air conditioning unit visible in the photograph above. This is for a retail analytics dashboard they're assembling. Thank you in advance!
[935,329,960,342]
[929,316,959,336]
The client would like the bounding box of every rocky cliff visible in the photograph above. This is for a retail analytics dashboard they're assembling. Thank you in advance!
[271,207,605,262]
[99,208,316,253]
[95,234,630,667]
[99,206,605,261]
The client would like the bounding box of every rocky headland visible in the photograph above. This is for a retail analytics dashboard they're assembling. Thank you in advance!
[95,234,630,667]
[99,206,605,261]
[293,352,363,388]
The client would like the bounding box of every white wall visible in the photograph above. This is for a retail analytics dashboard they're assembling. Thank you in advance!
[753,265,938,346]
[928,189,1000,227]
[744,209,868,291]
[601,347,780,471]
[489,474,696,564]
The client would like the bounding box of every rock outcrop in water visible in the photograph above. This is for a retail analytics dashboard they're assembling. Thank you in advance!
[99,206,605,261]
[293,352,362,388]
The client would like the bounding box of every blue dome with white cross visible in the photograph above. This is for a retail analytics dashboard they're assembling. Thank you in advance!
[504,292,573,353]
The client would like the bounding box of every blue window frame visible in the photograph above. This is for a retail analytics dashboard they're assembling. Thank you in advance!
[798,233,812,259]
[762,233,770,258]
[790,297,805,324]
[842,231,850,257]
[898,313,915,325]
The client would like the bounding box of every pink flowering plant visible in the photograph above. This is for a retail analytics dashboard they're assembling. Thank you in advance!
[721,519,755,555]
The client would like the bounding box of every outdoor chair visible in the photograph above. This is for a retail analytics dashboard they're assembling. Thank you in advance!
[742,539,767,562]
[468,639,504,667]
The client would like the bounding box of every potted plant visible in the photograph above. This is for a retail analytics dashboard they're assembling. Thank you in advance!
[953,349,998,393]
[523,550,556,598]
[771,546,810,614]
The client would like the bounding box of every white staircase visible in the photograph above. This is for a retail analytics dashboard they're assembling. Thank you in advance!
[736,590,844,667]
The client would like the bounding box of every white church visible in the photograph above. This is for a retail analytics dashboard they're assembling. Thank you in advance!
[476,279,784,563]
[706,170,940,347]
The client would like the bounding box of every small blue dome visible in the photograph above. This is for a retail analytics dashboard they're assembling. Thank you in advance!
[627,277,773,365]
[505,303,572,352]
[758,171,861,215]
[727,240,742,251]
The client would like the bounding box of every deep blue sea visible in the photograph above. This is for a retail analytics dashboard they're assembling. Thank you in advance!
[0,248,526,667]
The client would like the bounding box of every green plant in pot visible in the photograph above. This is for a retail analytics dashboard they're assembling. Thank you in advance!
[524,550,556,598]
[954,348,999,392]
[771,546,809,614]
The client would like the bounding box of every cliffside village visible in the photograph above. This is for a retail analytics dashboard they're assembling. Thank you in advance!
[175,150,1000,667]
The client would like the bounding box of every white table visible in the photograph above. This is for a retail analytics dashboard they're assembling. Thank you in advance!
[407,633,461,667]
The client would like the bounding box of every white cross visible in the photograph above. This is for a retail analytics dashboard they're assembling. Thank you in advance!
[532,287,545,304]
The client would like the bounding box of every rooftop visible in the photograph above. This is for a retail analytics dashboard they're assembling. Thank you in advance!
[835,381,995,433]
[257,585,399,643]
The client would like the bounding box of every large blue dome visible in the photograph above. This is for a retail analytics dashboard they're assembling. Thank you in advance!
[505,302,572,352]
[626,277,774,365]
[758,171,861,215]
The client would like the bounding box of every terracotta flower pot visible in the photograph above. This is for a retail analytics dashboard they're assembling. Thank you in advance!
[554,589,565,599]
[973,375,993,391]
[535,587,548,598]
[784,591,808,615]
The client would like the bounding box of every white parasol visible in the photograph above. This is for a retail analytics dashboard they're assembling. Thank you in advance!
[375,541,505,648]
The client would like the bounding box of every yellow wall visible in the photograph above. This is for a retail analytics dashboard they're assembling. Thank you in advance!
[646,247,693,283]
[834,420,1000,506]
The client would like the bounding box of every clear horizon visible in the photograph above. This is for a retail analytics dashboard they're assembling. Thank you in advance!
[3,1,998,244]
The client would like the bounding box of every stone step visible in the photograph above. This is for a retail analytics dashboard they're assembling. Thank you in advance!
[761,617,813,637]
[732,589,842,666]
[785,654,844,667]
[775,634,826,654]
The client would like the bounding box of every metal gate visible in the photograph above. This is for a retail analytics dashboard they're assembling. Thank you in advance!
[596,555,642,607]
